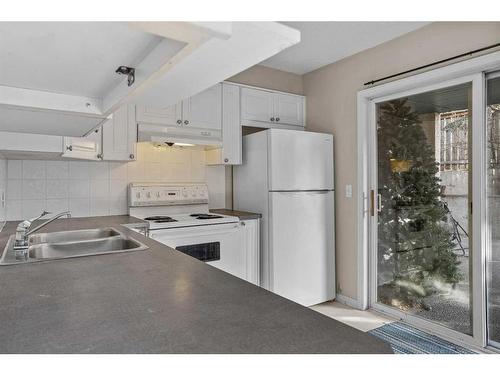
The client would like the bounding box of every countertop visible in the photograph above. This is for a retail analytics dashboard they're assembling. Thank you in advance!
[0,215,392,354]
[210,209,261,220]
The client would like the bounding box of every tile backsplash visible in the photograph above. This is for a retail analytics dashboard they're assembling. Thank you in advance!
[3,143,227,221]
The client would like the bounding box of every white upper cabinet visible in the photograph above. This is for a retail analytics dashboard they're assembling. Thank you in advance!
[62,130,101,161]
[241,88,275,124]
[274,93,304,127]
[241,87,305,128]
[135,103,182,127]
[102,106,137,161]
[183,84,222,130]
[62,105,137,162]
[206,83,242,165]
[136,84,222,131]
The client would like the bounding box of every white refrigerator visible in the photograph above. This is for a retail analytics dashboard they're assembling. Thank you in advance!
[233,128,335,306]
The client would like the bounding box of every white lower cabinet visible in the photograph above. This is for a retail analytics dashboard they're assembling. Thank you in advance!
[240,218,260,285]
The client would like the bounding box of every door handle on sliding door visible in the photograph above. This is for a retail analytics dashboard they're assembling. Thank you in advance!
[370,190,374,216]
[370,190,382,216]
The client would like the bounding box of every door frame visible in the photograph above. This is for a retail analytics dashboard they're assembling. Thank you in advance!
[356,50,500,349]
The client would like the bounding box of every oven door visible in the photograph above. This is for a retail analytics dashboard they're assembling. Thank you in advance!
[149,223,246,280]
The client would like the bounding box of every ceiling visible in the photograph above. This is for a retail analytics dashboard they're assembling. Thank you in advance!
[260,22,430,75]
[0,22,168,98]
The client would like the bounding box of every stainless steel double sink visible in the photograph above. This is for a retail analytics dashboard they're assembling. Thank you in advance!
[0,227,148,265]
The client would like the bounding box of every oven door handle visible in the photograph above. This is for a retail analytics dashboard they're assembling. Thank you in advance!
[149,223,241,239]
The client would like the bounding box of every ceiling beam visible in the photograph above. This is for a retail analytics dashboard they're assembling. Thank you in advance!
[101,22,233,115]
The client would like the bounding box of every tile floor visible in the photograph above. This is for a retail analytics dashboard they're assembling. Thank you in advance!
[310,301,395,332]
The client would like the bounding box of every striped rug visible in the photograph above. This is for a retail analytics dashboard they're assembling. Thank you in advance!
[369,322,476,354]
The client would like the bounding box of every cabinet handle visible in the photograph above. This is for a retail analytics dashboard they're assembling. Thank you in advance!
[129,154,135,160]
[176,119,182,125]
[184,120,189,125]
[276,117,280,122]
[240,221,246,226]
[66,145,73,151]
[224,158,229,163]
[97,154,103,160]
[270,117,275,122]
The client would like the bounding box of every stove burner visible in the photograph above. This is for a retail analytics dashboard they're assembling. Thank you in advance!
[144,216,174,221]
[154,218,178,223]
[194,214,223,220]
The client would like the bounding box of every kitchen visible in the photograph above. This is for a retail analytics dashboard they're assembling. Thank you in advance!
[0,19,388,356]
[1,4,497,373]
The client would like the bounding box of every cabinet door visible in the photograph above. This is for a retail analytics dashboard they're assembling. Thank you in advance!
[274,93,304,127]
[183,84,222,130]
[136,103,182,126]
[241,219,260,285]
[205,84,242,165]
[222,84,242,164]
[241,87,275,124]
[62,130,101,160]
[102,106,137,161]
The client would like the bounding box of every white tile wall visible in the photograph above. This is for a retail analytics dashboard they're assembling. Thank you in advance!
[4,143,227,221]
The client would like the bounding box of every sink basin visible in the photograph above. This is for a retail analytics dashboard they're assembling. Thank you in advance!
[0,227,148,265]
[29,228,120,245]
[28,237,148,260]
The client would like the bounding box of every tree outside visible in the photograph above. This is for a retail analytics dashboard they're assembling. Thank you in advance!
[376,99,463,314]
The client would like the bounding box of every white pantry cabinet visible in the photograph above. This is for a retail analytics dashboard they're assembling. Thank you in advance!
[136,84,222,131]
[206,83,242,165]
[241,87,305,128]
[102,105,137,161]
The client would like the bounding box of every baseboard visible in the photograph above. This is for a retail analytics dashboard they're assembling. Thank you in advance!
[335,293,363,309]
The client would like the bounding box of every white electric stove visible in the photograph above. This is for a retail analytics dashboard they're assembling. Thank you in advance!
[127,183,259,284]
[128,182,239,229]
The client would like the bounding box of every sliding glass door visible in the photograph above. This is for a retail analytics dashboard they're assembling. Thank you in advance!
[373,81,474,336]
[487,73,500,348]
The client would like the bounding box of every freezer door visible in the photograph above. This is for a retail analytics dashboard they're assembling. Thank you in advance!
[268,129,334,191]
[269,190,335,306]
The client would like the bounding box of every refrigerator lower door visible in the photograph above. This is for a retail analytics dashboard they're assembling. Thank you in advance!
[269,190,335,306]
[268,129,334,191]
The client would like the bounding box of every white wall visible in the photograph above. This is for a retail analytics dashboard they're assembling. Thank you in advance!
[4,142,227,221]
[303,21,500,299]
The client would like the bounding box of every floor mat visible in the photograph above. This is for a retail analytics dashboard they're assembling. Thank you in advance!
[368,321,476,354]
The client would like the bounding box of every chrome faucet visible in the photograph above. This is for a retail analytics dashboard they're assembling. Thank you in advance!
[14,210,72,255]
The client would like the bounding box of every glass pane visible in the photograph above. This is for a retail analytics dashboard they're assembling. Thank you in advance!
[376,82,472,335]
[487,75,500,347]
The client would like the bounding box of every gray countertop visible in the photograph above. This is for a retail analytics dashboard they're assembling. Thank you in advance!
[210,209,262,220]
[0,215,391,354]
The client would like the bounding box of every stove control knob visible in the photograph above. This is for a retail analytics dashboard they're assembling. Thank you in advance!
[156,192,161,198]
[146,192,151,199]
[182,190,188,197]
[135,192,141,199]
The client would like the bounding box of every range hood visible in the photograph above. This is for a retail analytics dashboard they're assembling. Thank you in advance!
[137,123,222,147]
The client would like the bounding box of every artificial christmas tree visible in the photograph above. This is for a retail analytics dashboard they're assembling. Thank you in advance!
[376,98,462,310]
